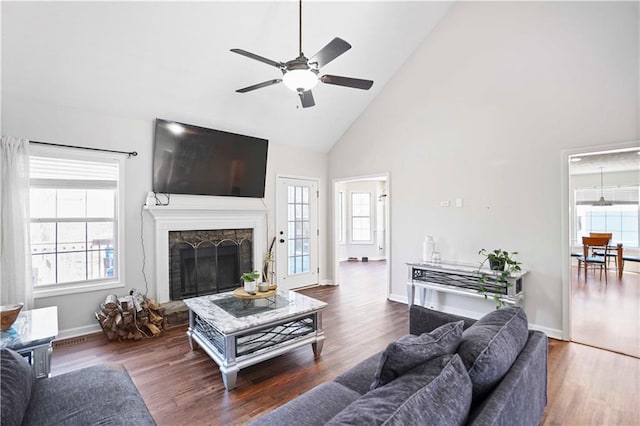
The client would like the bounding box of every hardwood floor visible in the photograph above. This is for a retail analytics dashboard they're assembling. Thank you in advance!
[51,261,640,425]
[542,339,639,425]
[570,266,640,358]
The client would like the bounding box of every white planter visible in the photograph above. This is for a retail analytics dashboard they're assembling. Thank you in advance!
[243,280,257,292]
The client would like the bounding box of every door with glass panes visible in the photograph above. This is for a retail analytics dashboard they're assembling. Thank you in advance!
[276,177,318,289]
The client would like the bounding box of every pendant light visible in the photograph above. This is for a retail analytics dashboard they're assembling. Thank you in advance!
[592,167,613,206]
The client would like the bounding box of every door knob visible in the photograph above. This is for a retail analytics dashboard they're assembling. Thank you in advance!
[280,239,285,243]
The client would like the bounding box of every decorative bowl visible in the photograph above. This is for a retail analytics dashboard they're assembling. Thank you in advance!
[0,303,24,331]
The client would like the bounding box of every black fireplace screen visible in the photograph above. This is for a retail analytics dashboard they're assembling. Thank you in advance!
[169,231,253,300]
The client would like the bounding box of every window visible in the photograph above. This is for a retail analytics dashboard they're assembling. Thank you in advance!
[29,146,125,296]
[287,185,311,275]
[575,186,639,247]
[351,192,372,242]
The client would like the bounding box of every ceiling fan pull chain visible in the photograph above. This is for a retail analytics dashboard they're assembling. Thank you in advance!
[299,0,303,56]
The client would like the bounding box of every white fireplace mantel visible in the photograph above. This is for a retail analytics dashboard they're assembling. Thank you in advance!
[145,193,268,303]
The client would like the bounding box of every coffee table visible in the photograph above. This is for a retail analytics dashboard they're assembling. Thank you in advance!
[184,289,327,390]
[0,306,58,378]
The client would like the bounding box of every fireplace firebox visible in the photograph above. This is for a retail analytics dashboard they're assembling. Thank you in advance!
[169,229,253,300]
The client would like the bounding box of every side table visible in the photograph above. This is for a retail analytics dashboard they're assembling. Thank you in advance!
[0,306,58,378]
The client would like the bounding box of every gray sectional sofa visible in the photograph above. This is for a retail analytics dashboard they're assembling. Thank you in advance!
[1,348,155,426]
[252,305,548,426]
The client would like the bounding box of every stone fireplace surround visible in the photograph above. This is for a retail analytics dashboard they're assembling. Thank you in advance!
[145,193,267,303]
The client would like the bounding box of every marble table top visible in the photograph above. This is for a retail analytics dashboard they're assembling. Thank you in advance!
[184,289,327,335]
[0,306,58,349]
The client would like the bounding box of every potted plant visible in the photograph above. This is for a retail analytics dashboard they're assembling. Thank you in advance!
[476,249,522,308]
[241,270,261,293]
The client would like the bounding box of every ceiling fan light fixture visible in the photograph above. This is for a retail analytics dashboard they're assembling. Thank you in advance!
[282,69,318,92]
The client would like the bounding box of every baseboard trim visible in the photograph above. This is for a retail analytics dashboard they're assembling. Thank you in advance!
[528,323,563,340]
[339,257,388,262]
[388,293,408,304]
[55,324,102,340]
[320,279,335,286]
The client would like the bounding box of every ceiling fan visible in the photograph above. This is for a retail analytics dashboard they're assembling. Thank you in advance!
[230,0,374,108]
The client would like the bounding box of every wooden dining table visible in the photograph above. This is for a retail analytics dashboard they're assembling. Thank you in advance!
[615,243,624,279]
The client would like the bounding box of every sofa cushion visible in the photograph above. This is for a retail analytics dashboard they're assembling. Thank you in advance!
[1,348,34,426]
[457,306,528,402]
[383,354,472,426]
[371,320,463,389]
[334,352,382,395]
[250,381,361,426]
[327,354,468,426]
[22,363,155,426]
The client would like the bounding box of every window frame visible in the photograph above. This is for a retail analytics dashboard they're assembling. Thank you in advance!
[350,191,373,244]
[29,145,126,298]
[337,191,345,244]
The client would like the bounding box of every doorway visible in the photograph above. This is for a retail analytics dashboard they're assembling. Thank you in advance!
[275,176,319,290]
[566,146,639,357]
[333,174,390,296]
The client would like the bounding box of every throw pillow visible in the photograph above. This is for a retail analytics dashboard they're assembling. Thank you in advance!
[327,354,471,426]
[384,354,472,426]
[370,320,463,389]
[457,306,528,402]
[1,348,34,426]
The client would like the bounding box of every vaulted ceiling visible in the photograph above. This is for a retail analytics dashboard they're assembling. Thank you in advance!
[2,1,454,152]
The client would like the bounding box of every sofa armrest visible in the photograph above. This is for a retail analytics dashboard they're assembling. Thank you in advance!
[23,364,156,425]
[409,305,476,335]
[467,330,548,426]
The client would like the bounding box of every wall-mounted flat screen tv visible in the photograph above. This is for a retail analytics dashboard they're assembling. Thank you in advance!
[153,118,268,198]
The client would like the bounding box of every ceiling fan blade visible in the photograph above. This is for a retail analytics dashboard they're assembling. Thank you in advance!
[230,48,283,69]
[236,79,282,93]
[298,90,315,108]
[320,74,373,90]
[309,37,351,68]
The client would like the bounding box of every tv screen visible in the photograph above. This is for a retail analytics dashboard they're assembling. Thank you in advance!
[152,119,268,198]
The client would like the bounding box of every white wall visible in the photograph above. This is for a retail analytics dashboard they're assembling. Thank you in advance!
[2,95,328,337]
[328,1,639,335]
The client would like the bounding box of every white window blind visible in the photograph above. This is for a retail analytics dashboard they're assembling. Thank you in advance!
[30,156,119,181]
[575,186,639,205]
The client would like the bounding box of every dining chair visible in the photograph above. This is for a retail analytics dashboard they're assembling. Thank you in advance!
[578,236,610,283]
[589,232,617,268]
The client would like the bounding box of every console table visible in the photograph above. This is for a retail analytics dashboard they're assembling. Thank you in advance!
[0,306,58,378]
[407,261,527,308]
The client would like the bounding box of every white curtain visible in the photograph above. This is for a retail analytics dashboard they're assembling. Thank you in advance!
[0,136,33,309]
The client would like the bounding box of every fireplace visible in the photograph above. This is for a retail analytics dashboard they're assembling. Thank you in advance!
[169,229,253,300]
[145,193,267,303]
